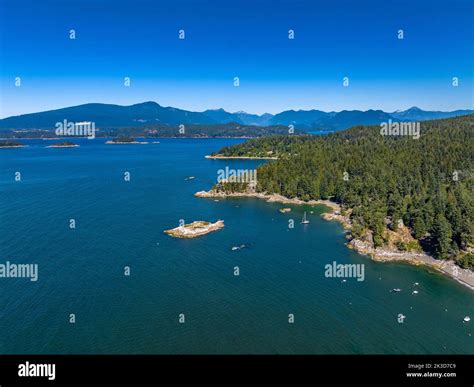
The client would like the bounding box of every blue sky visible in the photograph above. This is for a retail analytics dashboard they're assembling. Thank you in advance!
[0,0,472,117]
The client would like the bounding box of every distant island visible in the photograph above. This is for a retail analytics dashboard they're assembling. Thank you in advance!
[0,140,24,148]
[3,122,305,140]
[165,220,224,238]
[198,115,474,289]
[46,141,79,148]
[105,137,148,144]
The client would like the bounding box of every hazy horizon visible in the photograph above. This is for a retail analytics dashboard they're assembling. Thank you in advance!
[1,0,472,118]
[1,99,474,120]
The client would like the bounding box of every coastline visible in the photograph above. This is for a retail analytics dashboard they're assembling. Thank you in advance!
[105,141,149,144]
[205,155,278,160]
[195,189,474,290]
[195,190,339,210]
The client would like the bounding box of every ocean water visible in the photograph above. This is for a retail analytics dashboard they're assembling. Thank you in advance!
[0,138,472,354]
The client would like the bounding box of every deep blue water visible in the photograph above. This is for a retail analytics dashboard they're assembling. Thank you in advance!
[0,138,472,354]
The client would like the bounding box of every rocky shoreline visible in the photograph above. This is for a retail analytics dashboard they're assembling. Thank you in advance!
[205,155,278,160]
[195,190,338,210]
[195,189,474,290]
[165,220,224,238]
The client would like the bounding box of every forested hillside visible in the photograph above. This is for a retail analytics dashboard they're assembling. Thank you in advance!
[1,123,305,139]
[212,115,474,267]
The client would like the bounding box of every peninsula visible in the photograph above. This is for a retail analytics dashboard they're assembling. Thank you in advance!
[197,115,474,289]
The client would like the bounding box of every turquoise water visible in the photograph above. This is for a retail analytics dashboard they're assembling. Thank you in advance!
[0,138,472,354]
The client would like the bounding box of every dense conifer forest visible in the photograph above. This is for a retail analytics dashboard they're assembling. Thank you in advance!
[212,115,474,267]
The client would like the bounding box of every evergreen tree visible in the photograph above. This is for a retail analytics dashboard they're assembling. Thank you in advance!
[432,214,453,259]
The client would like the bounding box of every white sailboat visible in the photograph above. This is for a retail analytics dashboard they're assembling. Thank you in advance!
[301,211,310,224]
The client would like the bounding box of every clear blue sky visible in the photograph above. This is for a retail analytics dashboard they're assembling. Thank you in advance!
[0,0,472,117]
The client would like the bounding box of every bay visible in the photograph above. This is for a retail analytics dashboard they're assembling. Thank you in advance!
[0,138,472,354]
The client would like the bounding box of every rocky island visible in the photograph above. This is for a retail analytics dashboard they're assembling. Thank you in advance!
[46,141,79,148]
[164,220,224,238]
[0,140,25,148]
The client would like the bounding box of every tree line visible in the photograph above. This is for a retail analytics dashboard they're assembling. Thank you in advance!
[213,115,474,268]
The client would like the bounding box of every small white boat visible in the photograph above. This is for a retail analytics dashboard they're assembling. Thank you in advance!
[464,316,471,322]
[414,282,419,286]
[301,212,310,224]
[412,290,419,294]
[391,288,402,293]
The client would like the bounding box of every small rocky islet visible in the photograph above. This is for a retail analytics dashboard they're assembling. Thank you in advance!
[164,220,224,238]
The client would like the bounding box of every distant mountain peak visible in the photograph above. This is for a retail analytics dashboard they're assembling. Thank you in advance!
[0,102,471,131]
[136,101,160,106]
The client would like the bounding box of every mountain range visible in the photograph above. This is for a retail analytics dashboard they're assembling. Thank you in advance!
[0,102,472,132]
